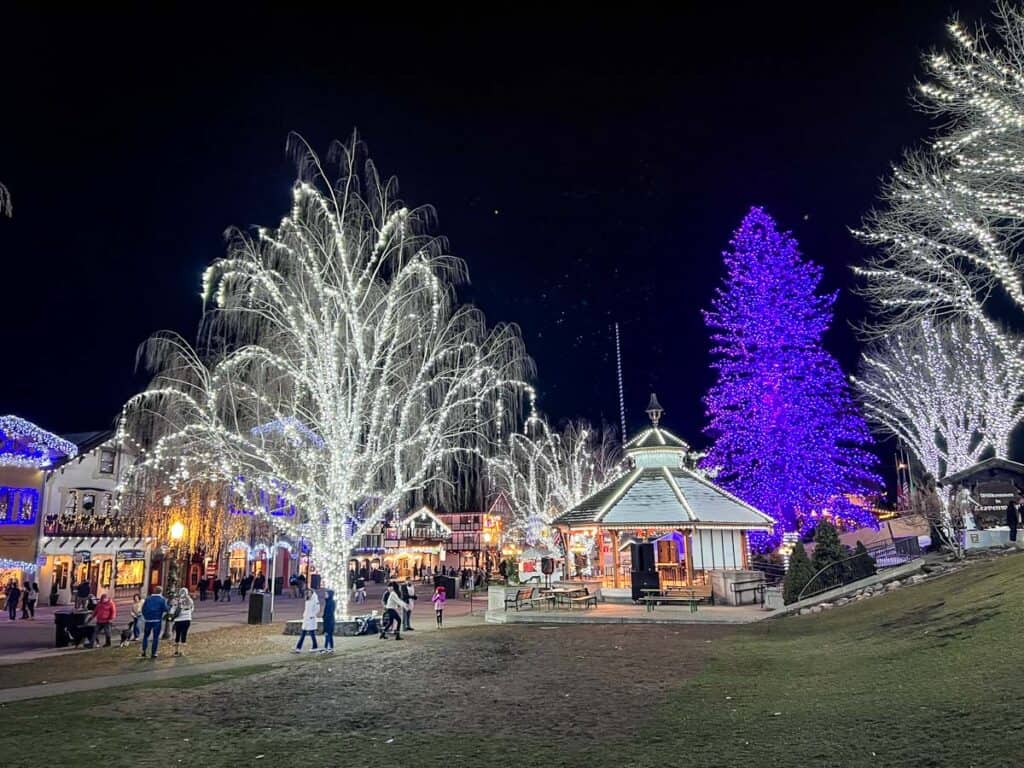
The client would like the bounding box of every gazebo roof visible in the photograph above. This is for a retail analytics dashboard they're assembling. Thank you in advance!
[624,426,689,451]
[0,415,78,469]
[551,465,775,531]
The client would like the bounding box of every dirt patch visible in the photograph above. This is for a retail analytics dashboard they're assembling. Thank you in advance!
[96,623,733,749]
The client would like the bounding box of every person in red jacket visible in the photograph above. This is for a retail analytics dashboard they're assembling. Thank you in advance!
[91,593,118,648]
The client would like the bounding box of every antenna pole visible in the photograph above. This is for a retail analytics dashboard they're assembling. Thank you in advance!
[614,322,627,441]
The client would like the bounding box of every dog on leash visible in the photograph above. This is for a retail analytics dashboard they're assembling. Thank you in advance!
[119,626,134,647]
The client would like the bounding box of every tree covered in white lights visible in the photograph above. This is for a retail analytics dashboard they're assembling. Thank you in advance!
[853,318,1024,482]
[855,4,1024,366]
[120,134,534,612]
[488,418,620,553]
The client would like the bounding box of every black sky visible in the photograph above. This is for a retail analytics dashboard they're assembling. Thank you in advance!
[0,3,995,468]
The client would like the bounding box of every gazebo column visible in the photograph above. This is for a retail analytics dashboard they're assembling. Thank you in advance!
[684,529,695,586]
[740,531,750,568]
[561,529,571,580]
[610,530,621,588]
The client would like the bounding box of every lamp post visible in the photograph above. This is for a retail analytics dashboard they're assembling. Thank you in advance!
[164,520,186,640]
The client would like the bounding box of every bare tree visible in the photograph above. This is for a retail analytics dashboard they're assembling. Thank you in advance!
[119,134,534,613]
[488,418,621,553]
[0,183,10,217]
[855,4,1024,367]
[853,318,1023,480]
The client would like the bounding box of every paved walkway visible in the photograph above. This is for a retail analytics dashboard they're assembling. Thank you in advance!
[488,602,768,625]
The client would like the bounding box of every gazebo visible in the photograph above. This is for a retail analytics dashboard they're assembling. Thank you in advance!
[551,395,775,593]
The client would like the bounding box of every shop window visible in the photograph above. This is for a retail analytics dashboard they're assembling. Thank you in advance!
[0,487,39,525]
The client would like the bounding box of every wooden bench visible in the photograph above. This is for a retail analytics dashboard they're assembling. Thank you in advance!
[504,587,549,611]
[566,588,598,610]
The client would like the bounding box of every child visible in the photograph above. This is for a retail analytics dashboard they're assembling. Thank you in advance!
[431,585,446,628]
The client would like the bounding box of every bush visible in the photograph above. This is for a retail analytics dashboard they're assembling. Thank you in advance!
[783,542,816,605]
[850,541,877,581]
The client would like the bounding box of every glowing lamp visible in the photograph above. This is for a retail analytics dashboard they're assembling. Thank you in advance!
[170,521,186,541]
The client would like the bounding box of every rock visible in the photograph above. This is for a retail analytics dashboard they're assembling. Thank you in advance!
[799,608,812,615]
[820,603,834,610]
[909,574,927,585]
[811,605,824,613]
[836,598,849,606]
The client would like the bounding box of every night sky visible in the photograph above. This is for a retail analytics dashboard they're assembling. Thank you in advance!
[0,3,994,480]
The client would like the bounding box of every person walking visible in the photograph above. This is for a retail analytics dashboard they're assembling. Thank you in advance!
[172,587,194,656]
[92,593,117,647]
[75,579,91,611]
[19,581,31,619]
[401,581,416,631]
[354,575,366,604]
[294,589,320,653]
[26,582,39,619]
[212,578,221,602]
[221,575,232,602]
[379,581,408,640]
[130,592,144,641]
[431,585,446,628]
[197,577,208,602]
[6,581,21,621]
[140,587,168,659]
[321,589,336,654]
[1007,497,1021,543]
[254,573,266,592]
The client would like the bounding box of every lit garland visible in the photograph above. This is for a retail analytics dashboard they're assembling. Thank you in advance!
[488,417,622,552]
[855,5,1024,368]
[703,208,881,550]
[119,134,535,610]
[852,317,1023,481]
[0,415,78,468]
[0,557,38,573]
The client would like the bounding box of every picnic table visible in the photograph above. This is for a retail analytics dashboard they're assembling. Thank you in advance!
[542,587,597,610]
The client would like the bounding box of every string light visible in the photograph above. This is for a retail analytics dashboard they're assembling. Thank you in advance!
[855,6,1024,369]
[487,417,622,553]
[704,208,881,550]
[118,134,535,611]
[853,317,1022,481]
[0,415,78,468]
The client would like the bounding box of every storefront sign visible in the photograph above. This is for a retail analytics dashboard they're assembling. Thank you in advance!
[73,550,91,564]
[117,549,145,560]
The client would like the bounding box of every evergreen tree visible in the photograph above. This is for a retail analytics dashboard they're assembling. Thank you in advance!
[850,540,877,581]
[811,519,848,577]
[703,207,880,549]
[783,542,815,605]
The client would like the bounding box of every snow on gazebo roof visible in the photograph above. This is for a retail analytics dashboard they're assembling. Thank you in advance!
[552,395,773,532]
[0,415,78,469]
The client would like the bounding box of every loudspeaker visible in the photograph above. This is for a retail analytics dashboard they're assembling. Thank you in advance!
[637,543,656,572]
[540,557,554,575]
[631,570,660,602]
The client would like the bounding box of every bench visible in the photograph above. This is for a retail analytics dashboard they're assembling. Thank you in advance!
[731,579,766,606]
[640,588,709,613]
[566,588,598,610]
[504,587,549,611]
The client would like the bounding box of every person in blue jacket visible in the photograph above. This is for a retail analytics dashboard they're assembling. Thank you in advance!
[321,589,336,654]
[140,586,169,659]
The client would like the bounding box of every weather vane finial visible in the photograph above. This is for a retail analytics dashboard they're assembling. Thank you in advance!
[646,393,664,427]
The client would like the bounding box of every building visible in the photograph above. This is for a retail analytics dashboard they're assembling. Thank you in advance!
[382,506,452,577]
[37,429,156,604]
[439,494,507,571]
[0,416,77,591]
[940,456,1024,549]
[551,396,775,595]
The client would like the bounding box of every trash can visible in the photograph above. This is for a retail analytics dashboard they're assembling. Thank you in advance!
[248,591,273,624]
[54,610,73,647]
[273,576,284,596]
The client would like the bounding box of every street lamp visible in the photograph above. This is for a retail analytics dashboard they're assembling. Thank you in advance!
[170,520,185,541]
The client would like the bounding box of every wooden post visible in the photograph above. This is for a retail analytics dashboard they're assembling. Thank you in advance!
[740,531,749,569]
[611,529,621,588]
[561,529,571,580]
[686,531,696,585]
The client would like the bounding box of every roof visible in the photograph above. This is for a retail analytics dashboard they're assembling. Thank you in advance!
[62,430,115,456]
[624,426,689,451]
[0,415,78,469]
[940,457,1024,487]
[552,465,774,531]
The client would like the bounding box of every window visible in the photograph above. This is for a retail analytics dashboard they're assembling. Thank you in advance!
[99,448,116,475]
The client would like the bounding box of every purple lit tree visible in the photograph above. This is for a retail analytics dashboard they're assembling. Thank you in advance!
[703,207,880,550]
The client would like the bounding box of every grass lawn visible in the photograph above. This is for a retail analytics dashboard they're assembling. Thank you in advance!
[3,552,1023,767]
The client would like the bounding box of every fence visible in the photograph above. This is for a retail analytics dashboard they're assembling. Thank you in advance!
[794,536,921,603]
